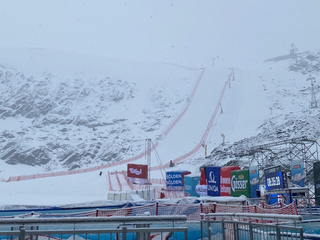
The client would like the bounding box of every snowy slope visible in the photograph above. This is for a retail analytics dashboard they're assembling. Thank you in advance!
[0,47,202,177]
[0,0,320,207]
[1,49,320,207]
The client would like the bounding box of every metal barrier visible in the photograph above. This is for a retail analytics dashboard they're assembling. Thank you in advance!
[201,212,303,224]
[0,215,187,226]
[0,215,188,240]
[200,213,304,240]
[200,219,304,240]
[0,226,188,240]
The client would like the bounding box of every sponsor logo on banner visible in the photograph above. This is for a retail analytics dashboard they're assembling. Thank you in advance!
[195,184,207,196]
[128,168,142,175]
[208,185,219,192]
[208,171,217,183]
[231,175,248,192]
[167,174,182,179]
[166,172,184,191]
[293,165,300,169]
[220,177,230,184]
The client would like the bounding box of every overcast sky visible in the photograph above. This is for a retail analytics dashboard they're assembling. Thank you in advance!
[0,1,319,67]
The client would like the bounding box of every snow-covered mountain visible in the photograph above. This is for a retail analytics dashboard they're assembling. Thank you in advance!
[205,50,320,172]
[1,47,320,207]
[0,48,202,175]
[1,47,319,179]
[1,0,320,207]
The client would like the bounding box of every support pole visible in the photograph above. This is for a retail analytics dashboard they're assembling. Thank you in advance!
[146,138,151,200]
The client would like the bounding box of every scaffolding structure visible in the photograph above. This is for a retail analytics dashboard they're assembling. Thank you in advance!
[247,136,319,202]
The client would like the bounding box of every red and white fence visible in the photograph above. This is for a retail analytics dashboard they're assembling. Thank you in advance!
[2,201,298,223]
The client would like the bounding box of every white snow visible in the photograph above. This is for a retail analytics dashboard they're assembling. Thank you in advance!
[0,1,319,208]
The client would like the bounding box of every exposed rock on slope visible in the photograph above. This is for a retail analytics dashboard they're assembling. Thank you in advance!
[0,62,196,172]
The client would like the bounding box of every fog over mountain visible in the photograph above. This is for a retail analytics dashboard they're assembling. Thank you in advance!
[0,1,320,206]
[0,47,319,179]
[0,48,202,175]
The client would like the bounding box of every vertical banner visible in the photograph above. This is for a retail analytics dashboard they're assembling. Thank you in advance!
[291,160,305,187]
[220,166,241,196]
[314,162,320,206]
[184,175,200,197]
[231,169,250,198]
[206,166,221,196]
[250,166,259,198]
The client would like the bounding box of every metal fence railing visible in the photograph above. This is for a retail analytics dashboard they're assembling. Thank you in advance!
[0,226,188,240]
[200,219,304,240]
[0,215,189,240]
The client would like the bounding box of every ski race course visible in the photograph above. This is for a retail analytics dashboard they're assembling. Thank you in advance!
[5,66,235,198]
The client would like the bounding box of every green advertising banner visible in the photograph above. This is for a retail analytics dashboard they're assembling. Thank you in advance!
[314,162,320,206]
[231,169,251,198]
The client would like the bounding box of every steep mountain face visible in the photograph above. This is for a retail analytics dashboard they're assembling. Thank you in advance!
[205,50,320,171]
[0,61,197,172]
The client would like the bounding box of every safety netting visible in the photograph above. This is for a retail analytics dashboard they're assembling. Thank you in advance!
[1,201,298,222]
[203,201,298,215]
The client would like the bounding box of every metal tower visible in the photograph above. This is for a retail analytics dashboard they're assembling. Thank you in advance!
[307,76,318,108]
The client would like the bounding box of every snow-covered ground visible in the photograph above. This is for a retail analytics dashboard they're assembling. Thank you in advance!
[0,1,319,208]
[1,55,316,207]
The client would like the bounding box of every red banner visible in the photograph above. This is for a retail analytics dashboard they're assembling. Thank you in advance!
[127,164,148,179]
[220,166,240,196]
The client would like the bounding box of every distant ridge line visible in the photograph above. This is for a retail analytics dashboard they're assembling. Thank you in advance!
[6,67,206,182]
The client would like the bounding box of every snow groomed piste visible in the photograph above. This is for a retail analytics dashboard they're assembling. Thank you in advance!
[107,68,235,193]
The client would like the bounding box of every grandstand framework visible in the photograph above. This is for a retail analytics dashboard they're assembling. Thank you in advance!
[248,136,320,202]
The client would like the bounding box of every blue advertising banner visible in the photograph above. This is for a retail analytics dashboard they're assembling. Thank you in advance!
[166,171,182,191]
[206,166,221,196]
[291,160,305,187]
[184,175,200,197]
[264,166,284,191]
[249,166,259,198]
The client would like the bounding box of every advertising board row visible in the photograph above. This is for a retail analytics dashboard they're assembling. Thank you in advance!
[165,166,259,198]
[205,166,259,198]
[163,161,306,199]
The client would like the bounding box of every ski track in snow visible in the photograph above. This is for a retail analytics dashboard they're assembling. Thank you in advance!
[108,67,233,190]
